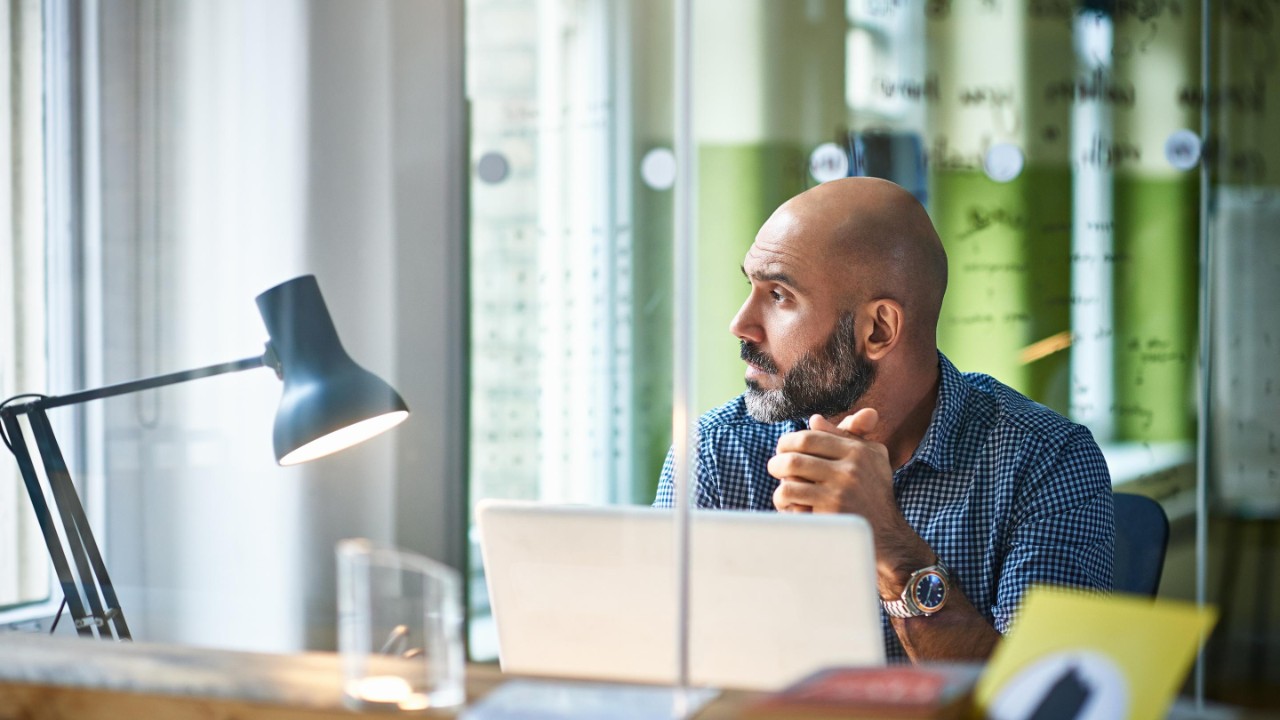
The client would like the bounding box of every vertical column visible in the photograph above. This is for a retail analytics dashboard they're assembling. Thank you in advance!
[1067,9,1116,439]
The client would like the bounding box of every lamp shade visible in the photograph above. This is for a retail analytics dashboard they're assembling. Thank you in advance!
[256,275,410,465]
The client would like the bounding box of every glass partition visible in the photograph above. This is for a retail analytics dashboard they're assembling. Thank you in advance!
[463,0,1279,707]
[1204,2,1280,707]
[464,0,677,658]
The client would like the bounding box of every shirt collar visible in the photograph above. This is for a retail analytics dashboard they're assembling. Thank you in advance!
[900,351,967,474]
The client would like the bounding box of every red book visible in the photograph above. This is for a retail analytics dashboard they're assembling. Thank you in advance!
[743,665,981,719]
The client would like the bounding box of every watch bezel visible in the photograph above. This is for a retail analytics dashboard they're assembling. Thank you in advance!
[906,568,948,614]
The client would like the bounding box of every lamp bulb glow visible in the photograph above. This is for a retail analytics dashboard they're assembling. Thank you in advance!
[279,410,409,466]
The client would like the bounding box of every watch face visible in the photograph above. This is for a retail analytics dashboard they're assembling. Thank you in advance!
[912,571,947,611]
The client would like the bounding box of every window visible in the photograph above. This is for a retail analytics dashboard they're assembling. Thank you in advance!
[0,0,55,623]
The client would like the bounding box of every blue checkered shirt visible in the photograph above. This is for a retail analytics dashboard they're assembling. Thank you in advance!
[654,353,1114,661]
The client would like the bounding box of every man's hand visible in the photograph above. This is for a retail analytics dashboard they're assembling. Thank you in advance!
[769,407,1000,663]
[768,409,895,516]
[769,408,934,600]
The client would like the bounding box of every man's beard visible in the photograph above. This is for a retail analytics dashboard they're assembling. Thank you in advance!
[741,313,877,423]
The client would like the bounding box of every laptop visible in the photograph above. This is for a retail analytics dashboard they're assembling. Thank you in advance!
[476,500,886,691]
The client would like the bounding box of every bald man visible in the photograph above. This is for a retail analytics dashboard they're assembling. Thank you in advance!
[654,177,1114,663]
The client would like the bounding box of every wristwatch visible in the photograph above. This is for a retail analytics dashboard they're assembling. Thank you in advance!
[881,559,951,618]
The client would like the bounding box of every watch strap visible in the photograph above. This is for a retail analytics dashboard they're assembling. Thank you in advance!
[881,596,919,619]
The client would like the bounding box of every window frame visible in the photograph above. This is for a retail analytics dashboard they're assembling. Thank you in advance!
[0,0,102,630]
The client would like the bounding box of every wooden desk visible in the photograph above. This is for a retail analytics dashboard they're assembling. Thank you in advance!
[0,634,758,719]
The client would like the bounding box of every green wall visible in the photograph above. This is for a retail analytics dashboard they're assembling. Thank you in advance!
[932,166,1074,413]
[694,143,810,415]
[1113,175,1199,441]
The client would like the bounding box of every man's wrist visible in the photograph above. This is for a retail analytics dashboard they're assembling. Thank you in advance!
[879,550,938,600]
[885,558,926,597]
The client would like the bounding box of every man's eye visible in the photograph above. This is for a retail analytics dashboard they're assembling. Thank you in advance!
[770,289,785,303]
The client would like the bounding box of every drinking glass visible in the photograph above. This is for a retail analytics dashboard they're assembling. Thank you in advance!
[337,538,465,711]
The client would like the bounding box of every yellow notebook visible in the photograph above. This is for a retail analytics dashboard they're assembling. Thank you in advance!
[974,587,1217,720]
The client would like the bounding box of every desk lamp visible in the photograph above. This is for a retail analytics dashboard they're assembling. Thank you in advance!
[0,274,409,640]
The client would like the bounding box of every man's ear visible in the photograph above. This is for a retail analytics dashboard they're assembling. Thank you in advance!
[862,299,903,360]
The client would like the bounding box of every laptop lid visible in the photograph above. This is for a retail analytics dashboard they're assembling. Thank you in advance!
[476,500,886,691]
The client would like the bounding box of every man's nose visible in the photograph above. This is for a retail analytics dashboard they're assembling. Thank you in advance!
[730,297,762,343]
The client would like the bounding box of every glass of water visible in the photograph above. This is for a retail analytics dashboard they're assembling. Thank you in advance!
[337,538,465,712]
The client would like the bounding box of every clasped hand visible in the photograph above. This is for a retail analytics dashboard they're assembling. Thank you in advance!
[768,408,896,516]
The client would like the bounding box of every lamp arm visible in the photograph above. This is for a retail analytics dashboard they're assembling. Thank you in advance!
[0,352,265,640]
[34,354,267,412]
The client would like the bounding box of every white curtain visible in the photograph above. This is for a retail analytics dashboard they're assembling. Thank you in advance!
[94,0,465,652]
[96,0,309,650]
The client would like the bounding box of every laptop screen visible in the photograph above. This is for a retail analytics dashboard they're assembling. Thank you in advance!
[476,501,885,690]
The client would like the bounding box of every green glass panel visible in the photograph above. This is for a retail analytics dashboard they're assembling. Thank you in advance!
[932,166,1073,414]
[1113,174,1198,441]
[694,142,808,416]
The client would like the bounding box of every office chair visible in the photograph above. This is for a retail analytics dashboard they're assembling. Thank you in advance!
[1113,493,1169,597]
